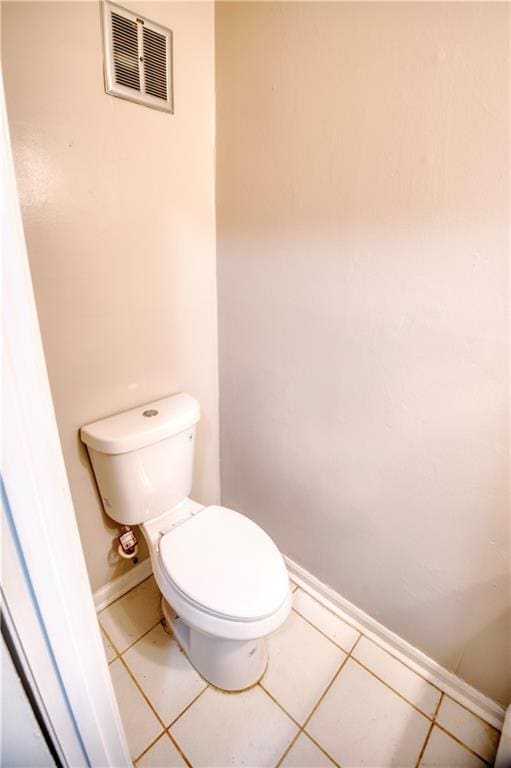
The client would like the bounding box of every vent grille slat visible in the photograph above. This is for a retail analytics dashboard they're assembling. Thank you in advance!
[111,11,140,91]
[143,27,168,100]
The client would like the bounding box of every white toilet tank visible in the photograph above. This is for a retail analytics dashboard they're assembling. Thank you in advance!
[80,393,200,525]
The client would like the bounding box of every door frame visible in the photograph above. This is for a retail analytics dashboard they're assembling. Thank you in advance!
[1,73,130,768]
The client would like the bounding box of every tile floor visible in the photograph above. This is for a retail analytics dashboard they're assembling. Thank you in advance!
[99,576,501,768]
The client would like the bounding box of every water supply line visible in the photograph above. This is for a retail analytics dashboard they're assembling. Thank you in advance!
[118,526,139,563]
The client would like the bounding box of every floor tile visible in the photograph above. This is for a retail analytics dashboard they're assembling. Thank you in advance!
[109,659,162,760]
[101,628,117,663]
[99,577,161,653]
[281,733,335,768]
[292,589,360,652]
[135,733,187,767]
[262,610,346,724]
[289,579,299,593]
[170,684,297,767]
[123,623,207,726]
[307,658,430,767]
[352,636,441,717]
[419,726,486,767]
[436,697,500,763]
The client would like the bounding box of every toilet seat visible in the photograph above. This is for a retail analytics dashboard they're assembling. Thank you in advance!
[158,505,289,622]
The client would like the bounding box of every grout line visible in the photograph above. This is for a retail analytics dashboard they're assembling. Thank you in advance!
[133,728,166,765]
[274,730,301,768]
[291,581,451,698]
[258,684,342,768]
[118,655,167,730]
[349,656,435,722]
[166,685,209,730]
[303,730,343,768]
[414,720,434,768]
[166,730,194,768]
[414,693,444,768]
[121,648,207,765]
[351,633,444,697]
[99,624,121,662]
[98,574,154,615]
[347,616,446,693]
[433,693,444,721]
[352,662,491,768]
[433,693,445,722]
[291,606,359,655]
[264,645,476,768]
[347,632,362,655]
[293,586,361,633]
[329,627,497,762]
[291,584,362,636]
[434,723,493,766]
[438,692,501,733]
[110,619,208,758]
[300,637,442,768]
[108,617,162,657]
[259,683,303,730]
[302,653,351,731]
[108,616,209,759]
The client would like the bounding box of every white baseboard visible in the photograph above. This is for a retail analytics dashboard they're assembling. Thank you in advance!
[285,555,506,730]
[93,558,152,612]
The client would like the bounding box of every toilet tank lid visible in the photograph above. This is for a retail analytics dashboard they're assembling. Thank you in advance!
[80,393,200,455]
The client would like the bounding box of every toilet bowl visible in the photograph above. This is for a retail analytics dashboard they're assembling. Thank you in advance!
[144,500,291,690]
[81,393,291,691]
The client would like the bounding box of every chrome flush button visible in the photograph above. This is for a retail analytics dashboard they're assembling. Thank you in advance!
[143,409,158,417]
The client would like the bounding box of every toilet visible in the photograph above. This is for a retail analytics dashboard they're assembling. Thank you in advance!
[81,393,291,691]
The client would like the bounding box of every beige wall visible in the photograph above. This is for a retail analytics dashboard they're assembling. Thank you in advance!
[216,2,510,704]
[2,1,219,592]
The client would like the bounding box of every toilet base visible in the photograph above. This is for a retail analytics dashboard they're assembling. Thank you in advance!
[161,598,268,692]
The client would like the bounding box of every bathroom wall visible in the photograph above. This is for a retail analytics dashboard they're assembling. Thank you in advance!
[216,2,510,704]
[2,1,219,592]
